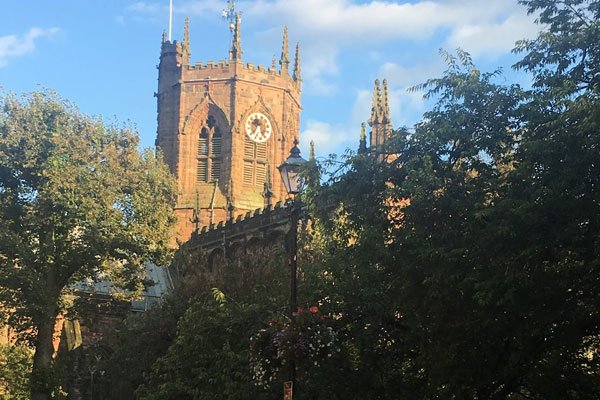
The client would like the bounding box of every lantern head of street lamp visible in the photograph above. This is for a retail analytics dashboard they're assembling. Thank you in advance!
[278,139,307,196]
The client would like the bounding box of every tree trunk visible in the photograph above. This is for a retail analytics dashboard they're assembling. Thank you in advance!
[31,307,59,400]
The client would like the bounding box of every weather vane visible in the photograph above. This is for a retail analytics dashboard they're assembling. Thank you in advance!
[222,0,239,32]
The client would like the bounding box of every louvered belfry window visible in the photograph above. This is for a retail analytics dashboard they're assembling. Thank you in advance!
[197,115,222,183]
[243,134,268,187]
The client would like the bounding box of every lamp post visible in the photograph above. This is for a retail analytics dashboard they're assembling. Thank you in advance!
[278,139,307,400]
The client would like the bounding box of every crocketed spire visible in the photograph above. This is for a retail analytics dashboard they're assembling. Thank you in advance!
[280,26,290,74]
[182,16,191,64]
[368,79,382,126]
[293,42,301,86]
[381,79,392,125]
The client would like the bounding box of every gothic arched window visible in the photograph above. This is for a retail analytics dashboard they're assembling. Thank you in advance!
[197,115,222,183]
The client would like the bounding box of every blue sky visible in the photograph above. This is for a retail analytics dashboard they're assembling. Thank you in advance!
[1,0,542,158]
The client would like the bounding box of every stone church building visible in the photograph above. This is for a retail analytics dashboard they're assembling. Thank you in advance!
[156,15,303,243]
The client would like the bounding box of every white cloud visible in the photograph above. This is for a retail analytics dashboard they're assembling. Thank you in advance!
[126,2,163,14]
[130,0,534,44]
[120,1,166,23]
[306,77,338,96]
[0,27,59,67]
[379,61,445,88]
[176,0,224,15]
[300,119,358,157]
[240,0,540,95]
[302,43,338,80]
[118,1,227,31]
[446,13,542,57]
[351,89,373,126]
[243,0,538,45]
[370,61,443,126]
[124,0,223,17]
[301,43,339,95]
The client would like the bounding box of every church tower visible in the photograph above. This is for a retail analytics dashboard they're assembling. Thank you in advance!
[156,16,302,243]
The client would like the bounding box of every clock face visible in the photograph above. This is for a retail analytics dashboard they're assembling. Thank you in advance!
[245,112,272,143]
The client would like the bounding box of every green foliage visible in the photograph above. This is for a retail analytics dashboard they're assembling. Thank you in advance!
[85,302,180,400]
[514,0,600,97]
[303,155,425,399]
[297,2,600,398]
[0,90,177,399]
[250,307,341,390]
[89,239,291,400]
[0,343,32,399]
[136,296,273,400]
[134,245,291,400]
[389,49,600,398]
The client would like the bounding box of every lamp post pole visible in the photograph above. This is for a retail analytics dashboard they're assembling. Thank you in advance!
[278,139,307,400]
[287,200,301,394]
[289,202,299,319]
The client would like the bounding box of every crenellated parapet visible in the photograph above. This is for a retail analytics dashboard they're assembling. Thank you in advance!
[172,201,294,276]
[184,60,291,77]
[180,61,301,100]
[184,201,291,254]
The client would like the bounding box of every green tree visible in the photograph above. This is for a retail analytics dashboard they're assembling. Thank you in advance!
[0,91,177,400]
[89,253,206,400]
[301,153,419,399]
[300,0,600,393]
[77,233,291,399]
[304,52,599,398]
[514,0,600,97]
[0,343,32,399]
[135,242,290,400]
[87,299,180,400]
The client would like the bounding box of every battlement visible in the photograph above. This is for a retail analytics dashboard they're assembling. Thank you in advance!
[243,62,276,74]
[191,60,229,70]
[187,61,277,74]
[184,201,291,252]
[183,60,300,91]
